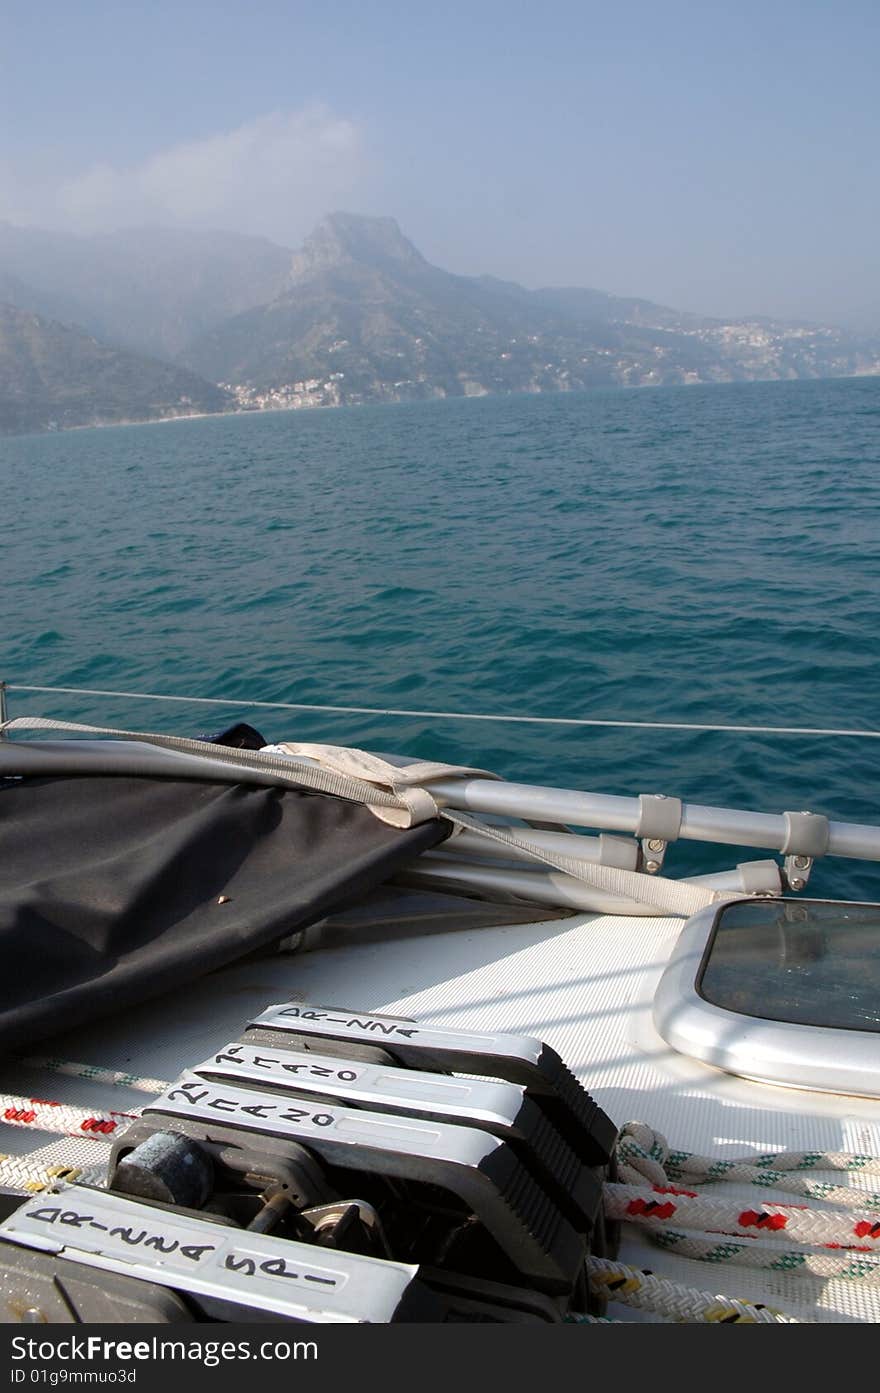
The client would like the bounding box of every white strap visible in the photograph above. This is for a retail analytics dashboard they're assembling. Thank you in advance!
[0,718,418,818]
[442,809,726,916]
[272,741,498,827]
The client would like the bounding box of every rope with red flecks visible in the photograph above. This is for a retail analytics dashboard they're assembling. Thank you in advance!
[0,1090,135,1195]
[613,1121,880,1281]
[0,1093,135,1140]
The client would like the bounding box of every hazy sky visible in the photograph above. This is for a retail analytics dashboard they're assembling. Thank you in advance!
[2,1,878,327]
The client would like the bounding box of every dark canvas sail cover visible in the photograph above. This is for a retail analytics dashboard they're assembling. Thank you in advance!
[0,771,448,1052]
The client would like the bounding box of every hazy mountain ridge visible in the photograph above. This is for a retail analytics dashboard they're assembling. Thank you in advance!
[0,223,294,359]
[180,214,880,406]
[1,213,878,430]
[0,303,229,435]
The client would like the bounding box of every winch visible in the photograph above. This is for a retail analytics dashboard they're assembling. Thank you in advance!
[0,1004,617,1323]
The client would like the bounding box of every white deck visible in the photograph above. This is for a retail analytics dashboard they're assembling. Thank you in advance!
[3,908,879,1323]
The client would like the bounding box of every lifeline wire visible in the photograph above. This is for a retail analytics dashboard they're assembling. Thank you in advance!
[5,683,880,739]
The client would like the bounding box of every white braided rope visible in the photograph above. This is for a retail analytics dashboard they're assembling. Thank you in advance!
[605,1180,880,1248]
[621,1114,880,1181]
[613,1121,880,1280]
[646,1228,880,1281]
[24,1057,169,1096]
[584,1255,801,1322]
[0,1154,86,1193]
[565,1313,619,1323]
[619,1119,880,1211]
[0,1092,136,1139]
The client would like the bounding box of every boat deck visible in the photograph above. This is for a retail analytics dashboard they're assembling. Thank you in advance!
[2,906,878,1322]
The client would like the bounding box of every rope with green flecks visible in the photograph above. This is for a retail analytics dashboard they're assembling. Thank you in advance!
[24,1056,170,1096]
[613,1121,880,1278]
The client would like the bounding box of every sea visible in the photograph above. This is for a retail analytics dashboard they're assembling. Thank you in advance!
[3,376,879,900]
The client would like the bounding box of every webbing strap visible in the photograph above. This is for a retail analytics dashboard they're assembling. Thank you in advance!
[0,717,412,815]
[442,810,724,916]
[271,740,498,827]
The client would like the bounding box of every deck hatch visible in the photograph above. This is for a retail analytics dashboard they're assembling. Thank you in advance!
[654,898,880,1099]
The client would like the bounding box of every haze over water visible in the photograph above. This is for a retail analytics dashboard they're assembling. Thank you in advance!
[4,376,880,899]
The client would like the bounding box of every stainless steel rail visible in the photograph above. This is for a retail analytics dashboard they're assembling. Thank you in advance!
[427,777,880,862]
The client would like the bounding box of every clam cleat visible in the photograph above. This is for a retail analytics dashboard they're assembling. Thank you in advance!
[0,1187,431,1323]
[248,1002,617,1165]
[192,1039,600,1228]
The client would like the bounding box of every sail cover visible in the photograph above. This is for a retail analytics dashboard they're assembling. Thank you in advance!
[0,770,448,1052]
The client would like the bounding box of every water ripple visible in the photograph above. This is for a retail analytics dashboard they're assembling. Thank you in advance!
[3,376,879,898]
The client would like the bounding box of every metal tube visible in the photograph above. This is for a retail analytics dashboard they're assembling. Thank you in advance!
[429,778,639,831]
[447,826,621,867]
[426,777,880,862]
[423,848,782,898]
[400,859,661,916]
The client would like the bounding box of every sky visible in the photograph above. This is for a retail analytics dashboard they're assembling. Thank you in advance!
[2,1,879,328]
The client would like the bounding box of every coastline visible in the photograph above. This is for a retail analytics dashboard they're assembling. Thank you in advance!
[4,367,879,441]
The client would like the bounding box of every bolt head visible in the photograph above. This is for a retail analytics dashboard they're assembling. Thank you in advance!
[790,877,804,891]
[647,839,664,853]
[646,859,660,874]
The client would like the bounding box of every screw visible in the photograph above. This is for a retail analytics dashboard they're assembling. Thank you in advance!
[646,839,665,853]
[789,877,804,891]
[646,859,660,874]
[792,855,811,870]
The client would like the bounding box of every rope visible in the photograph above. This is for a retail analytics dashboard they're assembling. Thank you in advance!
[0,1155,87,1194]
[618,1120,880,1210]
[0,1081,874,1321]
[6,683,880,740]
[0,1092,135,1139]
[646,1229,880,1282]
[24,1057,169,1096]
[565,1312,619,1323]
[605,1180,880,1249]
[612,1121,880,1280]
[584,1255,800,1322]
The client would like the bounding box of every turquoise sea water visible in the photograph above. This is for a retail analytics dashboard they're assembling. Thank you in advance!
[3,377,879,899]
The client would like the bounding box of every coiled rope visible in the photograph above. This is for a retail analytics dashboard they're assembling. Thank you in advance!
[613,1121,880,1279]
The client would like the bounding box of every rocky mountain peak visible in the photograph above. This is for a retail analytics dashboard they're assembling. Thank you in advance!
[289,212,427,280]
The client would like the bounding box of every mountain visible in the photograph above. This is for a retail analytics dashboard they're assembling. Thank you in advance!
[0,303,229,435]
[181,214,605,399]
[180,213,880,406]
[2,213,878,426]
[527,284,712,331]
[0,223,293,359]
